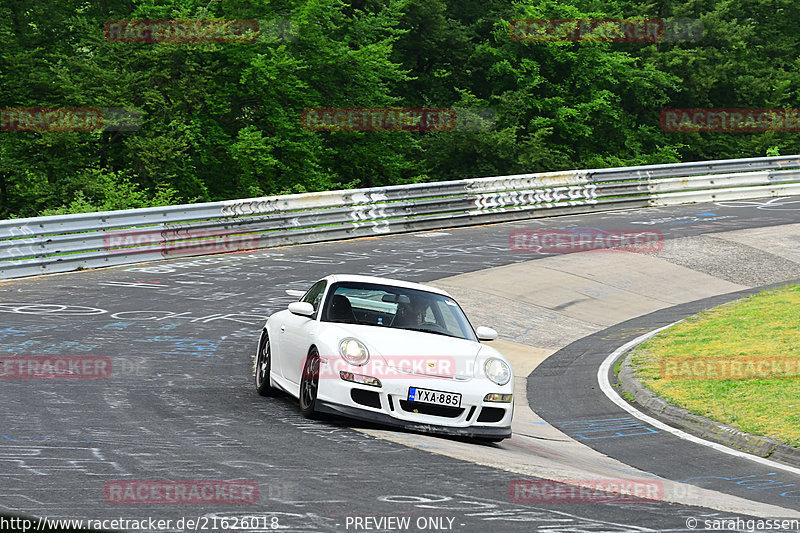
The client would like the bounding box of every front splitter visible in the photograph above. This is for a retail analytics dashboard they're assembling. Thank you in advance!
[315,400,512,440]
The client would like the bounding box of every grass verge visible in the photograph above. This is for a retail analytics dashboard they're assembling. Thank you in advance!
[629,284,800,448]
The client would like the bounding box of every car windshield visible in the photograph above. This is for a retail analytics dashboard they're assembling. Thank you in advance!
[321,281,477,341]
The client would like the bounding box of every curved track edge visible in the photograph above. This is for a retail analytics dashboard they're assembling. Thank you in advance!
[615,321,800,468]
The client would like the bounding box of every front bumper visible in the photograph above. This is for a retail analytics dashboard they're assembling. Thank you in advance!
[316,400,512,439]
[315,366,514,440]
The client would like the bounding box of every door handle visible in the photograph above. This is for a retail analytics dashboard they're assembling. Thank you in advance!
[280,325,286,332]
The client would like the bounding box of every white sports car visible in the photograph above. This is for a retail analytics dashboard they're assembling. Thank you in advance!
[254,274,514,441]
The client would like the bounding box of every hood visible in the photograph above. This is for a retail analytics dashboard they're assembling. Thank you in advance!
[326,323,482,380]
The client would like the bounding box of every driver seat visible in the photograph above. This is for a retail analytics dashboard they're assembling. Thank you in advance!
[393,302,416,328]
[328,294,356,323]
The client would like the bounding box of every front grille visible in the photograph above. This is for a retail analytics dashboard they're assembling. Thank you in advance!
[398,400,464,418]
[477,407,506,423]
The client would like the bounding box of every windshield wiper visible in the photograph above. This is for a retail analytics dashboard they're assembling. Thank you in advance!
[405,327,461,339]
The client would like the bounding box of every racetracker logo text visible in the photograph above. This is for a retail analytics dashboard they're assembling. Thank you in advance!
[301,108,456,132]
[315,355,459,380]
[509,18,702,42]
[1,108,101,132]
[103,481,259,504]
[508,229,663,254]
[103,229,260,257]
[104,20,259,43]
[510,18,664,42]
[661,108,800,132]
[1,356,111,379]
[0,107,143,132]
[509,479,664,503]
[660,357,800,380]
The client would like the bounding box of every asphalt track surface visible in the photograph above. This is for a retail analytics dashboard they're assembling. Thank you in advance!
[529,285,800,511]
[1,198,800,532]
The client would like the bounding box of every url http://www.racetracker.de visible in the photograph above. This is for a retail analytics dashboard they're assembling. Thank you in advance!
[0,515,281,532]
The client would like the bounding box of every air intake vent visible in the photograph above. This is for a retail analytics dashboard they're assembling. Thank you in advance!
[351,389,382,409]
[399,400,463,418]
[477,407,506,423]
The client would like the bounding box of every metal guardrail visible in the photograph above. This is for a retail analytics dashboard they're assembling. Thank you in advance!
[2,155,800,280]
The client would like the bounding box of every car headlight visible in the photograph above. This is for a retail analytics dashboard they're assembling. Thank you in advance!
[339,338,370,366]
[484,358,511,385]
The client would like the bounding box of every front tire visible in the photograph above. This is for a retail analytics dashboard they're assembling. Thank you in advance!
[299,348,320,418]
[255,329,277,397]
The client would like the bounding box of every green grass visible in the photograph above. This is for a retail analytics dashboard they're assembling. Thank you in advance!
[622,391,636,403]
[629,285,800,448]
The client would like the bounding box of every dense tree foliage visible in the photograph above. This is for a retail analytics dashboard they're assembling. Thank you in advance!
[0,0,797,218]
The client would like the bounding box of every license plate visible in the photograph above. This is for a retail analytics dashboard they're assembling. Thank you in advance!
[407,387,462,408]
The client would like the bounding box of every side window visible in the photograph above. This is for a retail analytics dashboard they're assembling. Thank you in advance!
[301,281,327,314]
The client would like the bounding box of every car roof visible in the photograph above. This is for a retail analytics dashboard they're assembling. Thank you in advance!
[321,274,452,297]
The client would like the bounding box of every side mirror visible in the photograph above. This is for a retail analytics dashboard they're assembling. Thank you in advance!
[475,326,498,341]
[288,302,315,317]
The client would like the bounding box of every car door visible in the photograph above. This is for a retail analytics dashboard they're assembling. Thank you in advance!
[279,280,327,385]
